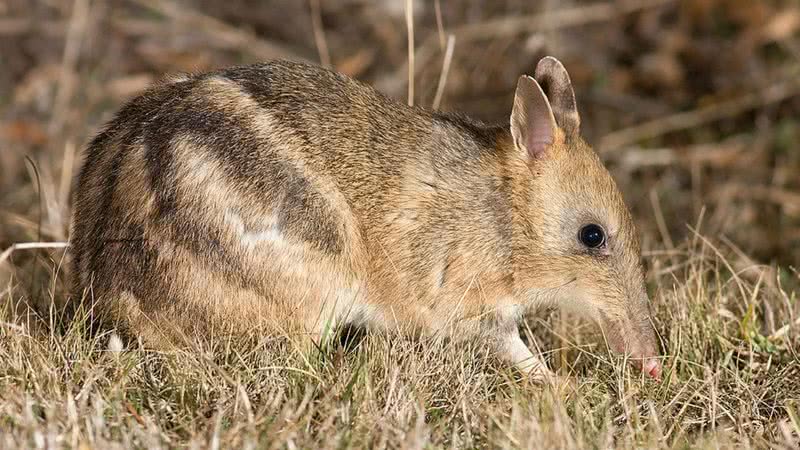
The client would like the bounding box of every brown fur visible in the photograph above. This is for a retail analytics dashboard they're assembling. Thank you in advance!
[70,58,660,379]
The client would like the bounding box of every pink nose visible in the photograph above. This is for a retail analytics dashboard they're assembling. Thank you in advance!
[642,358,662,380]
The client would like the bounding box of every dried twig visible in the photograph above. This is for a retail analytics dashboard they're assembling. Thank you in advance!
[434,0,445,50]
[650,188,675,252]
[58,141,76,219]
[432,35,455,111]
[0,242,70,267]
[770,316,800,340]
[612,134,753,168]
[125,402,146,426]
[380,0,676,94]
[405,0,415,107]
[451,0,674,44]
[49,0,90,135]
[129,0,311,62]
[600,73,800,151]
[716,184,800,212]
[309,0,331,68]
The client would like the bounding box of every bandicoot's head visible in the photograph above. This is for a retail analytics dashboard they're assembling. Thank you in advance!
[505,57,661,379]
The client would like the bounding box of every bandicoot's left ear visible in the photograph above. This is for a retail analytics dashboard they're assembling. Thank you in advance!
[534,56,580,136]
[510,75,556,160]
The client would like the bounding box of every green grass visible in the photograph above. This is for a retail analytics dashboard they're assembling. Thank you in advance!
[1,236,798,449]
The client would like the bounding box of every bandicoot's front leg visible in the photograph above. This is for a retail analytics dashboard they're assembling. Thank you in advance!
[497,329,553,381]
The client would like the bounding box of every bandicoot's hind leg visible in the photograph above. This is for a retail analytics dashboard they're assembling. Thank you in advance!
[283,278,373,364]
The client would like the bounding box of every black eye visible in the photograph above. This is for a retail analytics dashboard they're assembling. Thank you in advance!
[579,224,606,249]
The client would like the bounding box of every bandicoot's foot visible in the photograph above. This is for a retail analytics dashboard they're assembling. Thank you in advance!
[524,368,572,387]
[523,370,579,397]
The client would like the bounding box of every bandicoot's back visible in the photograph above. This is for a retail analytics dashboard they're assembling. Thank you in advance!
[71,58,662,380]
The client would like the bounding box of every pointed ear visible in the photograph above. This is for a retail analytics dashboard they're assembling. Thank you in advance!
[534,56,580,136]
[510,75,557,160]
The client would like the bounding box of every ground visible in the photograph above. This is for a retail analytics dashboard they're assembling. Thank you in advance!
[1,0,799,448]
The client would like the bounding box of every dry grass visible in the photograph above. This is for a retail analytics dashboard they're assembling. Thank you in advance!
[1,0,800,448]
[1,237,798,448]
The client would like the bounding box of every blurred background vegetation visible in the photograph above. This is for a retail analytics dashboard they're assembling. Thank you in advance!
[1,3,799,447]
[1,0,799,292]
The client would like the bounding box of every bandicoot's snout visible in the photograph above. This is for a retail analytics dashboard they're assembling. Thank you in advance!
[625,337,662,380]
[602,313,662,380]
[641,357,662,380]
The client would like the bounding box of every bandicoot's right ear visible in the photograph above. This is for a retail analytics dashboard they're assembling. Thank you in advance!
[510,75,557,160]
[535,56,580,136]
